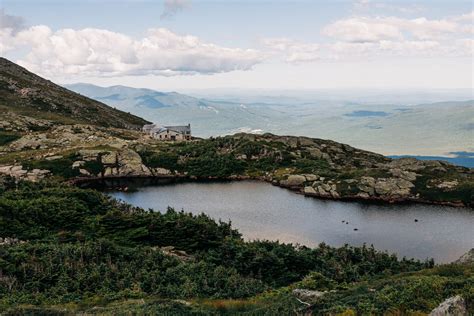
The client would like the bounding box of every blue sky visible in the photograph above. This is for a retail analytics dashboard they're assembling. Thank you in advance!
[1,0,473,91]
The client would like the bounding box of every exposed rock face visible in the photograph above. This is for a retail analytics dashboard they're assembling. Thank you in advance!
[0,165,50,182]
[292,289,326,302]
[116,149,151,176]
[358,176,376,195]
[374,178,414,197]
[454,249,474,265]
[429,296,467,316]
[76,148,152,177]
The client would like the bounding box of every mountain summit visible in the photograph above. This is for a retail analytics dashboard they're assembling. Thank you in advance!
[0,58,150,129]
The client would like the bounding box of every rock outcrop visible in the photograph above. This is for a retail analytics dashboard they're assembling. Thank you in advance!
[0,165,50,182]
[292,289,327,302]
[454,249,474,265]
[429,296,467,316]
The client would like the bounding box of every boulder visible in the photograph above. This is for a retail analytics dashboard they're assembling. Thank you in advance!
[116,149,152,176]
[286,175,306,187]
[357,192,370,199]
[330,190,340,199]
[429,296,467,316]
[304,174,319,181]
[320,183,332,192]
[72,161,85,169]
[154,168,172,176]
[292,289,326,302]
[79,169,90,176]
[304,186,317,195]
[317,186,331,197]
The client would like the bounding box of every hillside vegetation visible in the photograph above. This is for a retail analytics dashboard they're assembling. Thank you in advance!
[0,180,472,315]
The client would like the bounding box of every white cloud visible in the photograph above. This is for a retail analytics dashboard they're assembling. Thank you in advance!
[322,15,464,42]
[161,0,190,20]
[452,11,474,23]
[322,17,403,42]
[2,25,263,77]
[263,38,319,63]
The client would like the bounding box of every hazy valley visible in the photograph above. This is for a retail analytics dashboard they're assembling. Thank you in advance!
[67,83,474,158]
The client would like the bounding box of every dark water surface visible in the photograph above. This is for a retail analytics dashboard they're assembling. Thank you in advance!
[109,180,474,263]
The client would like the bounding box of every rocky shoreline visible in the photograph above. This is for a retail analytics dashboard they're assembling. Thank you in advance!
[67,173,470,208]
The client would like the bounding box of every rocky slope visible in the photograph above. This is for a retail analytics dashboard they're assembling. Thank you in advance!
[0,58,149,129]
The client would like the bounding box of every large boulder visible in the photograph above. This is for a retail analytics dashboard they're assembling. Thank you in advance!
[116,149,152,176]
[286,175,306,187]
[429,296,467,316]
[375,178,414,197]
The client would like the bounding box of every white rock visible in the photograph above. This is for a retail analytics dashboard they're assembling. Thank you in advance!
[429,296,467,316]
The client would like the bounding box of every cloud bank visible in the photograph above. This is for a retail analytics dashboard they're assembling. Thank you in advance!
[264,11,473,63]
[1,25,263,77]
[1,8,472,77]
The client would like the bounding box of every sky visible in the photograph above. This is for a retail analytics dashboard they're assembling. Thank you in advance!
[0,0,473,91]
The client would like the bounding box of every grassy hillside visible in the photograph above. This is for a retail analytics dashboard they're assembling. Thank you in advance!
[0,58,150,129]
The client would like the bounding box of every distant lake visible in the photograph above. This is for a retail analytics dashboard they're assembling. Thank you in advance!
[345,110,389,117]
[109,181,474,264]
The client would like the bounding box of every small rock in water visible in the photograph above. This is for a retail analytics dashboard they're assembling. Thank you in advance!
[414,219,419,222]
[353,228,358,231]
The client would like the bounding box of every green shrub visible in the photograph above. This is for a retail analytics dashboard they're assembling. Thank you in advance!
[0,132,21,146]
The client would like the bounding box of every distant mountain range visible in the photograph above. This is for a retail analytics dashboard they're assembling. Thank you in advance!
[66,83,474,160]
[66,83,288,137]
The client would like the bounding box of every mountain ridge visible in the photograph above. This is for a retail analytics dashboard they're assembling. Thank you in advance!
[0,58,150,130]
